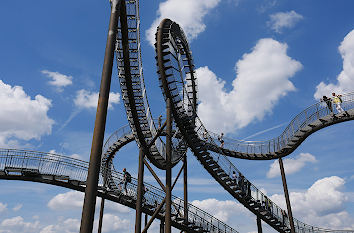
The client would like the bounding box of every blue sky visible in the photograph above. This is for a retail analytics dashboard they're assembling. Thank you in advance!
[1,0,354,232]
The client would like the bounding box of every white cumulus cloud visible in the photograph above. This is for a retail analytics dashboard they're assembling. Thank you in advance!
[74,89,120,110]
[40,218,79,233]
[267,152,317,178]
[314,29,354,99]
[197,38,302,133]
[271,176,354,229]
[191,198,248,223]
[41,70,73,91]
[0,80,54,147]
[105,201,131,214]
[267,10,303,33]
[98,214,130,232]
[0,216,40,233]
[47,191,130,215]
[145,0,220,46]
[48,191,83,210]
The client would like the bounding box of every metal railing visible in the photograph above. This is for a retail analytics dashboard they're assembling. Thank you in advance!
[154,18,354,232]
[204,93,354,156]
[102,119,185,167]
[183,88,354,232]
[0,148,89,183]
[204,148,354,232]
[175,89,354,232]
[115,0,185,166]
[103,124,133,155]
[0,148,239,233]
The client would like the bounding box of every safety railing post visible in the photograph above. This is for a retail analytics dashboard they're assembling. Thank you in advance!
[316,103,320,119]
[268,141,271,154]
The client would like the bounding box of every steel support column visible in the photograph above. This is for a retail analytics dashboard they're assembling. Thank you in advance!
[183,154,188,225]
[135,148,145,233]
[79,1,119,232]
[165,97,172,233]
[257,216,262,233]
[97,198,105,233]
[98,162,109,233]
[145,214,148,229]
[279,158,295,233]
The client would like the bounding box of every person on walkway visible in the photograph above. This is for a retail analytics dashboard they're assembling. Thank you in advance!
[158,114,162,128]
[263,196,272,213]
[246,180,251,198]
[203,130,208,140]
[321,95,333,115]
[238,174,245,195]
[267,197,273,215]
[332,92,349,116]
[231,171,237,184]
[218,132,224,148]
[119,168,130,194]
[281,209,288,225]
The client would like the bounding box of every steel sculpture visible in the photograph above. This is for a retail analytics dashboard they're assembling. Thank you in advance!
[155,18,354,233]
[100,0,354,229]
[0,149,239,233]
[197,95,354,160]
[115,0,190,170]
[83,0,354,230]
[2,0,354,232]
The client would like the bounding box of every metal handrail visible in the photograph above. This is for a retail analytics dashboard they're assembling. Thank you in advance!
[181,87,354,232]
[0,148,239,233]
[155,20,354,232]
[103,124,132,154]
[205,93,354,156]
[115,0,186,166]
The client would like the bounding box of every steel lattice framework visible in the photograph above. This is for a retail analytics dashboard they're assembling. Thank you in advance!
[115,0,190,170]
[154,18,354,233]
[0,149,238,233]
[2,0,354,232]
[105,0,354,231]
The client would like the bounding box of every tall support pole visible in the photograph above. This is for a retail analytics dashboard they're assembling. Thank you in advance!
[165,97,172,233]
[135,148,145,233]
[257,216,262,233]
[183,154,188,225]
[98,163,109,233]
[97,198,105,233]
[279,158,295,233]
[97,197,105,233]
[79,1,119,232]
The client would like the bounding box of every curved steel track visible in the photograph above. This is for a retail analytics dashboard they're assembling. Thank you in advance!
[114,0,193,169]
[0,148,239,233]
[204,95,354,160]
[155,18,354,233]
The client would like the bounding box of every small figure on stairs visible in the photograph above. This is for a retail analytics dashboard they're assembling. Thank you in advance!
[332,92,349,117]
[218,132,224,148]
[321,95,334,116]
